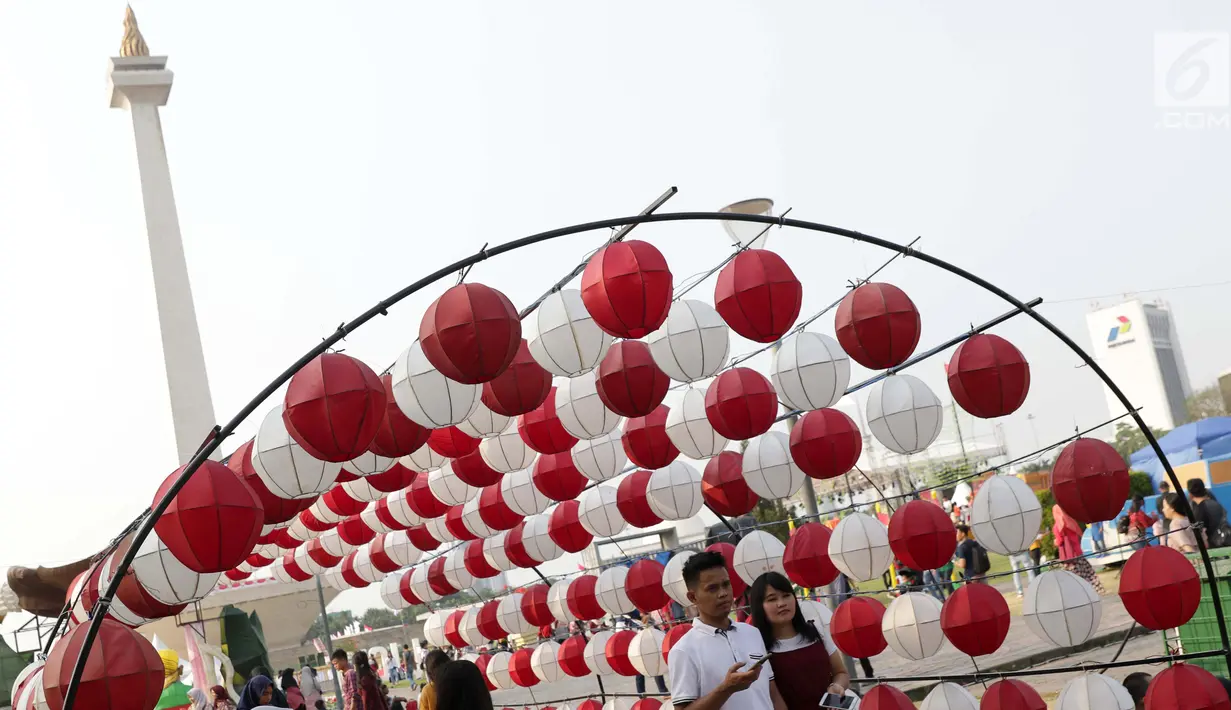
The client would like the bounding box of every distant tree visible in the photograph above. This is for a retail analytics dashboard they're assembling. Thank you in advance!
[1036,490,1058,560]
[398,605,429,625]
[1128,471,1156,499]
[361,607,400,629]
[1110,422,1169,464]
[302,610,355,644]
[1018,457,1054,474]
[750,498,791,543]
[1184,385,1228,423]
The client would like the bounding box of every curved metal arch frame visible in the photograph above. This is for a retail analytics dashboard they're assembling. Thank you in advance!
[58,211,1230,708]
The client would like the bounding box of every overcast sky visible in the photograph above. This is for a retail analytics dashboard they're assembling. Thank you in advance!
[1,2,1229,616]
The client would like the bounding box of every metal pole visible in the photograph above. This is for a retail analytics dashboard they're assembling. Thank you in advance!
[316,577,343,706]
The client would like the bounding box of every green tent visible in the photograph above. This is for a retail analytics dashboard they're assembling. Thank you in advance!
[219,605,272,684]
[0,634,32,707]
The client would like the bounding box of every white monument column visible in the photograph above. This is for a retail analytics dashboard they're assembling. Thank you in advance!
[107,7,218,465]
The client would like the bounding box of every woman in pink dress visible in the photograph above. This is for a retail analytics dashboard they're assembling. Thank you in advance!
[1053,505,1105,594]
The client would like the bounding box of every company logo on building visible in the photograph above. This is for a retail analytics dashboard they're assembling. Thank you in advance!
[1107,316,1134,347]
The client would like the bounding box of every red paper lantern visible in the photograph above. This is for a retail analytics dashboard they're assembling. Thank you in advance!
[427,556,458,597]
[407,474,450,519]
[42,618,163,710]
[701,452,759,516]
[322,486,367,517]
[406,525,441,552]
[1145,664,1231,710]
[622,406,680,469]
[830,597,887,658]
[632,700,663,710]
[153,460,264,574]
[1120,545,1202,630]
[419,282,522,385]
[940,581,1009,656]
[567,575,605,620]
[373,497,412,532]
[580,240,673,339]
[558,635,591,677]
[482,339,552,417]
[444,610,467,648]
[247,551,274,568]
[704,542,747,598]
[1052,438,1130,523]
[576,701,602,710]
[518,388,579,455]
[533,453,588,501]
[281,554,314,582]
[617,470,664,528]
[474,652,497,691]
[444,506,478,542]
[115,542,187,619]
[337,515,377,547]
[369,374,431,458]
[549,500,594,553]
[306,537,343,570]
[887,500,956,572]
[595,341,670,418]
[508,648,539,687]
[224,568,250,582]
[704,368,778,440]
[228,439,315,525]
[662,625,691,663]
[399,572,423,606]
[521,584,555,626]
[428,426,480,459]
[477,600,506,640]
[713,249,803,343]
[367,535,400,574]
[788,409,863,480]
[366,462,417,493]
[860,685,914,710]
[478,484,521,531]
[335,467,358,484]
[505,523,540,569]
[465,539,500,579]
[283,352,386,462]
[981,679,1046,710]
[783,522,839,588]
[946,334,1030,419]
[834,282,921,370]
[274,529,304,551]
[605,629,639,676]
[452,449,503,487]
[626,559,669,612]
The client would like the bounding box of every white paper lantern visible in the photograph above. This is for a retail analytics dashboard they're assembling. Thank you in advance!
[14,667,47,710]
[97,555,151,627]
[461,496,495,539]
[130,531,220,605]
[380,571,409,611]
[423,610,449,647]
[294,543,326,576]
[361,503,393,535]
[584,630,616,676]
[403,445,447,474]
[391,340,481,428]
[646,461,703,521]
[732,530,787,585]
[380,530,420,567]
[596,566,635,616]
[457,400,511,439]
[485,651,515,690]
[798,599,833,633]
[252,405,342,499]
[866,374,943,455]
[423,516,456,544]
[443,547,474,590]
[497,592,535,635]
[548,579,574,622]
[1056,673,1134,710]
[271,557,302,586]
[350,546,381,583]
[483,531,515,573]
[882,592,945,660]
[1024,570,1102,647]
[663,550,697,606]
[628,627,666,677]
[522,514,563,563]
[578,484,627,538]
[428,464,477,506]
[646,299,730,383]
[343,450,395,478]
[344,477,384,503]
[771,332,851,411]
[288,516,322,542]
[385,489,424,528]
[528,289,613,377]
[968,474,1044,556]
[742,431,804,500]
[323,565,350,592]
[604,700,636,710]
[320,528,354,557]
[11,662,43,707]
[480,427,535,473]
[921,683,979,710]
[557,371,623,440]
[459,606,486,647]
[665,387,728,460]
[501,467,551,516]
[572,430,628,482]
[409,565,441,603]
[828,512,892,582]
[309,498,342,526]
[531,640,563,683]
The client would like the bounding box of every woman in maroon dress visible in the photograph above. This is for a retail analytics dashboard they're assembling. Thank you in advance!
[353,651,389,710]
[749,572,852,709]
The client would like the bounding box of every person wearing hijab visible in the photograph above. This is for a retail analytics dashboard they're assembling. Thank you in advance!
[156,650,193,710]
[250,668,288,708]
[237,676,274,710]
[279,669,305,710]
[188,688,211,710]
[211,686,237,710]
[298,666,322,710]
[1052,504,1106,594]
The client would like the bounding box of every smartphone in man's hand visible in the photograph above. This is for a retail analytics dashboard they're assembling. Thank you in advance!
[819,692,855,709]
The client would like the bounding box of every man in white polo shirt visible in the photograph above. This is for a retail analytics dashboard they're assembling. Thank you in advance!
[667,550,786,709]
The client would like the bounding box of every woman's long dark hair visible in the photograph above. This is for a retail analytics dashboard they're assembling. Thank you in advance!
[279,669,298,691]
[434,660,493,710]
[353,650,376,681]
[748,571,821,651]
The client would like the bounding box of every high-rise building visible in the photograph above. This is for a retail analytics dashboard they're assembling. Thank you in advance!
[1086,300,1192,431]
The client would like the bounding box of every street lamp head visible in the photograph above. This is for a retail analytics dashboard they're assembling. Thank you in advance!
[719,198,774,250]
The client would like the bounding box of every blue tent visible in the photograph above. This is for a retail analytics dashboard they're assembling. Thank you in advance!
[1206,432,1231,462]
[1129,417,1231,485]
